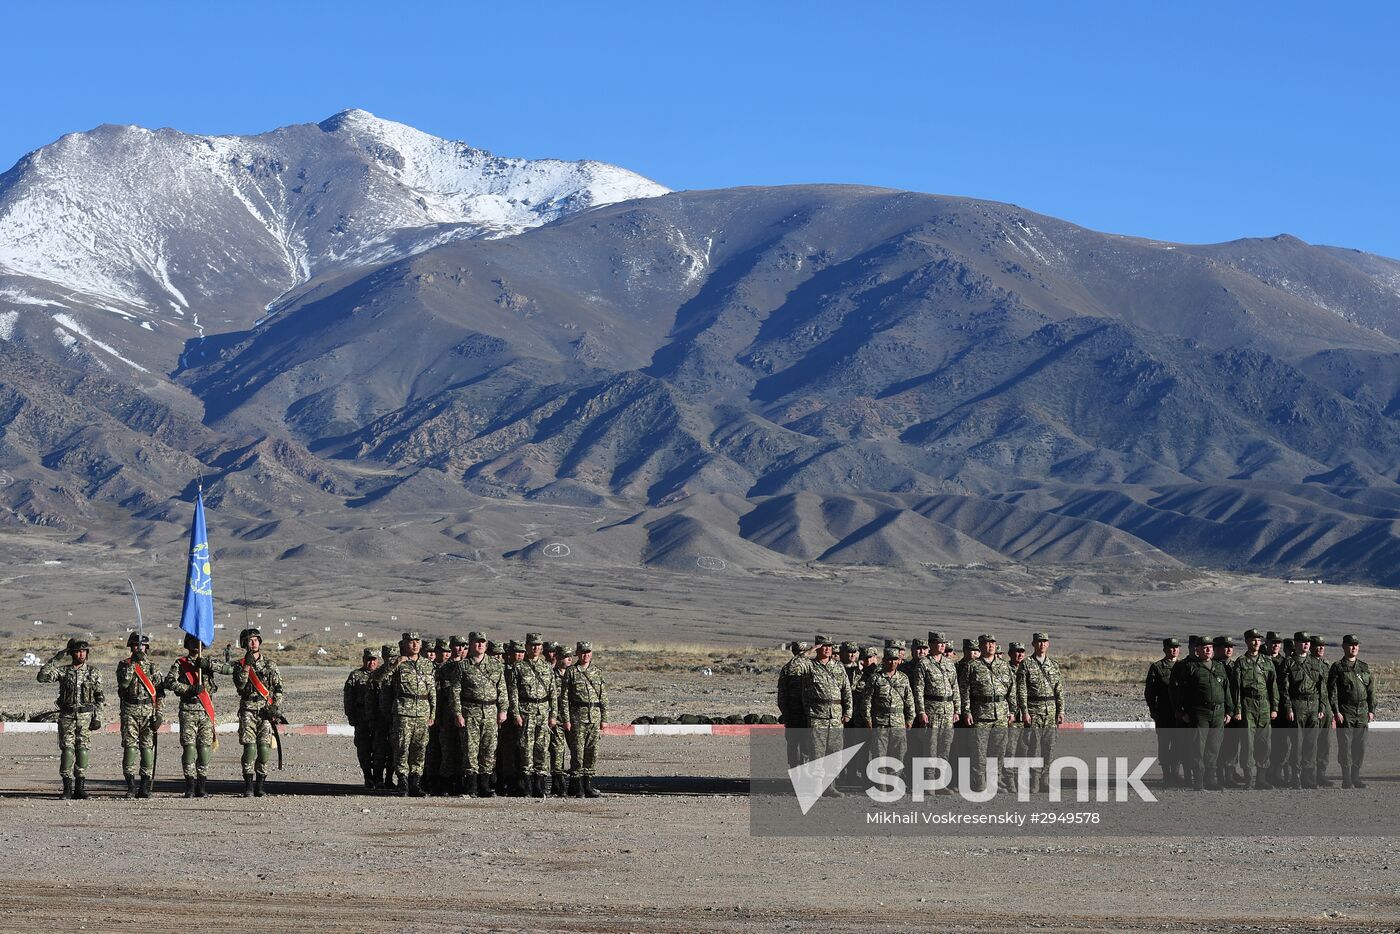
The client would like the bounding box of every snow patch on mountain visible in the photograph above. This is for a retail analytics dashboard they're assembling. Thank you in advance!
[0,310,16,340]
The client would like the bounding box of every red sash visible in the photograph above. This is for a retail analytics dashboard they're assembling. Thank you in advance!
[240,658,273,705]
[179,656,217,722]
[132,660,158,703]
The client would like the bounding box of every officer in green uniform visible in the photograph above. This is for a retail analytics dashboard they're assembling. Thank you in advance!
[514,632,559,797]
[560,641,608,798]
[1264,631,1290,786]
[1172,635,1230,790]
[961,634,1014,794]
[776,641,813,769]
[232,627,284,797]
[422,637,447,794]
[549,643,574,796]
[164,633,235,798]
[1018,632,1064,793]
[1310,637,1335,787]
[435,636,467,796]
[496,640,525,795]
[1279,631,1324,789]
[1328,634,1375,788]
[797,635,852,797]
[1212,636,1242,788]
[1145,638,1182,785]
[116,631,163,798]
[447,631,507,797]
[369,643,399,789]
[344,648,380,789]
[1232,629,1278,789]
[390,631,436,797]
[38,637,104,799]
[859,647,915,765]
[913,632,961,786]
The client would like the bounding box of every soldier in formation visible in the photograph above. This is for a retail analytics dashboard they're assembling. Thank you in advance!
[550,643,574,795]
[116,631,162,799]
[344,648,380,788]
[390,631,436,797]
[1330,634,1376,788]
[37,637,105,799]
[164,633,235,798]
[370,642,400,789]
[232,627,284,797]
[514,633,558,797]
[447,631,507,797]
[859,647,914,764]
[1144,637,1182,784]
[560,641,608,798]
[1017,632,1063,794]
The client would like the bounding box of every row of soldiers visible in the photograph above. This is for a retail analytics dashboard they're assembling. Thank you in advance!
[343,631,608,799]
[36,627,284,799]
[776,632,1065,794]
[1145,629,1378,790]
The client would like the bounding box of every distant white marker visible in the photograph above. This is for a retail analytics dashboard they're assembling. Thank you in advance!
[543,542,571,558]
[697,555,727,571]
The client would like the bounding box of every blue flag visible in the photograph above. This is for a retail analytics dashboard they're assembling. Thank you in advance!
[178,489,215,647]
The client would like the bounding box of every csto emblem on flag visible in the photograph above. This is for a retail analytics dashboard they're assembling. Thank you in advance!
[188,542,212,596]
[179,488,215,647]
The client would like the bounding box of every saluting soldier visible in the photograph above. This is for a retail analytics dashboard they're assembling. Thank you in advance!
[961,634,1014,794]
[116,632,163,798]
[1145,638,1182,785]
[514,632,559,798]
[1328,634,1376,789]
[1171,635,1230,791]
[232,627,284,798]
[1279,631,1325,789]
[1018,632,1064,794]
[38,637,104,799]
[560,641,609,798]
[164,633,235,798]
[390,631,436,797]
[448,631,507,797]
[776,641,813,768]
[1310,637,1335,787]
[1232,629,1278,789]
[549,643,574,796]
[369,643,399,789]
[344,648,380,789]
[913,631,962,780]
[860,647,915,765]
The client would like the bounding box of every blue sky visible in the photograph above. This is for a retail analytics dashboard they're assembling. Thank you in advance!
[6,2,1398,256]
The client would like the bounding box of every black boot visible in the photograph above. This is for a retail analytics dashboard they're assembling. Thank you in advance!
[583,774,601,798]
[137,776,152,799]
[573,774,585,798]
[74,776,89,800]
[478,773,495,798]
[195,776,208,798]
[362,770,374,790]
[60,777,74,800]
[1351,767,1367,789]
[1302,767,1318,790]
[529,774,543,798]
[1315,768,1334,788]
[242,774,255,798]
[409,774,427,798]
[540,774,552,797]
[124,775,137,798]
[399,775,411,797]
[1341,769,1353,789]
[1255,771,1273,790]
[254,776,266,797]
[184,776,195,798]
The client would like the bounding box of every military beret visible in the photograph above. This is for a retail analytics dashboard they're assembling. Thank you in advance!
[1312,636,1327,647]
[557,644,574,658]
[575,641,593,655]
[1243,628,1264,640]
[978,633,996,645]
[1008,642,1026,653]
[911,637,929,649]
[401,631,421,642]
[1293,631,1311,643]
[1032,632,1049,643]
[1343,634,1360,646]
[839,641,858,653]
[362,648,378,661]
[382,643,400,658]
[861,645,879,659]
[450,635,468,647]
[1162,637,1180,649]
[883,647,901,661]
[814,634,833,647]
[1265,631,1282,643]
[486,641,502,655]
[928,631,949,645]
[526,632,544,645]
[962,638,976,651]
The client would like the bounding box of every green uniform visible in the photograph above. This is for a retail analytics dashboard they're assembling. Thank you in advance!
[777,654,813,767]
[912,654,962,767]
[163,654,235,779]
[1145,656,1181,782]
[961,657,1014,793]
[449,655,507,780]
[549,663,570,782]
[38,652,104,780]
[1172,656,1228,789]
[1230,652,1278,786]
[369,656,399,785]
[116,655,163,781]
[559,661,608,778]
[1268,651,1293,783]
[344,666,377,782]
[1278,655,1325,787]
[514,657,558,777]
[1328,657,1376,784]
[859,669,914,763]
[799,656,852,792]
[1310,655,1334,783]
[1018,654,1064,791]
[390,657,437,780]
[233,654,283,779]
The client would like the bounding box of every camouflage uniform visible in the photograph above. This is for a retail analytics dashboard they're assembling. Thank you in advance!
[38,643,104,797]
[496,644,524,795]
[911,644,962,768]
[960,642,1014,793]
[859,657,914,764]
[1231,645,1278,788]
[1017,644,1064,792]
[514,637,558,795]
[163,646,235,796]
[434,640,465,794]
[776,643,813,768]
[390,637,437,796]
[115,638,163,796]
[369,644,399,787]
[550,648,572,794]
[559,644,608,797]
[1145,642,1182,784]
[1328,637,1375,788]
[448,647,507,796]
[801,651,853,793]
[1171,644,1228,790]
[1278,638,1325,788]
[232,644,284,791]
[422,639,446,793]
[343,651,379,787]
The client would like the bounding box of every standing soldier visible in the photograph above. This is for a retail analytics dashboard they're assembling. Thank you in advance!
[776,641,813,768]
[1018,632,1064,794]
[448,631,507,797]
[232,627,284,798]
[38,637,104,799]
[1172,635,1230,790]
[1212,636,1242,787]
[799,635,852,796]
[961,634,1014,794]
[1310,637,1335,787]
[952,638,980,791]
[860,647,915,766]
[1145,638,1182,785]
[549,643,574,796]
[116,632,163,798]
[514,633,559,798]
[560,641,608,798]
[840,642,861,687]
[422,637,448,794]
[1005,641,1028,788]
[435,636,467,796]
[913,632,962,784]
[497,640,526,796]
[1329,634,1375,789]
[390,632,436,797]
[1232,629,1278,789]
[344,648,380,789]
[370,643,400,790]
[164,633,234,798]
[1265,631,1290,786]
[902,638,929,681]
[1279,631,1325,789]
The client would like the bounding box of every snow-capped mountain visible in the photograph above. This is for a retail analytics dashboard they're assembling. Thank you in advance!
[0,109,667,352]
